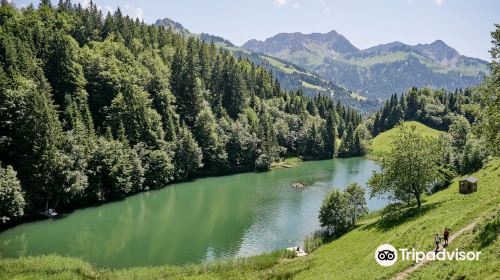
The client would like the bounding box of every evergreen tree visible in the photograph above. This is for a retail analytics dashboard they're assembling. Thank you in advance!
[324,112,338,158]
[194,101,228,172]
[174,123,203,179]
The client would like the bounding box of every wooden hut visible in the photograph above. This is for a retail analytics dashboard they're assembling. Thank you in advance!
[459,177,478,194]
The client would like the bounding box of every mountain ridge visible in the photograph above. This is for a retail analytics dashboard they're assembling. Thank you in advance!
[242,30,489,100]
[154,18,375,112]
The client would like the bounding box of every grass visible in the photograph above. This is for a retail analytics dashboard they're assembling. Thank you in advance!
[261,56,304,75]
[271,157,303,169]
[1,155,498,279]
[369,121,443,159]
[301,81,327,92]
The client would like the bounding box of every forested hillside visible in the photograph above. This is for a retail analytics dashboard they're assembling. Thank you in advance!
[154,18,376,113]
[0,1,368,219]
[367,87,492,175]
[368,87,478,135]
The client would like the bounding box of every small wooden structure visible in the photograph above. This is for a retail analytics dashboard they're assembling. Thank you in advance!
[459,177,478,194]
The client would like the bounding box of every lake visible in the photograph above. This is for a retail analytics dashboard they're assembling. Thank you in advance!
[0,157,385,267]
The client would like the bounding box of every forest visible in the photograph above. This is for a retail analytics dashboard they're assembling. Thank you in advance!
[0,1,368,219]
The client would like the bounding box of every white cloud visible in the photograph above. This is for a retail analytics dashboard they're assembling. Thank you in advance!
[124,4,144,21]
[323,7,331,14]
[274,0,288,6]
[293,3,300,9]
[435,0,444,5]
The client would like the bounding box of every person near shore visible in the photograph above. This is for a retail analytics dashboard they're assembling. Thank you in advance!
[443,228,450,246]
[434,233,441,253]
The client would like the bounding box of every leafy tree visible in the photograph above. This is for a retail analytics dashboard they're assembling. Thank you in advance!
[368,124,441,207]
[319,189,351,236]
[460,136,489,174]
[107,83,164,147]
[174,123,203,179]
[87,137,144,201]
[345,183,368,226]
[0,80,64,210]
[0,164,26,219]
[448,115,471,150]
[477,24,500,156]
[44,34,87,110]
[136,145,175,190]
[194,101,227,172]
[225,115,260,169]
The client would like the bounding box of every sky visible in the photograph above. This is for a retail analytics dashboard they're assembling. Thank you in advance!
[15,0,500,60]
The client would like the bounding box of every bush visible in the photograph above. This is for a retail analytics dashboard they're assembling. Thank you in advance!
[254,153,272,171]
[319,185,368,237]
[319,190,351,236]
[303,229,329,253]
[0,164,25,219]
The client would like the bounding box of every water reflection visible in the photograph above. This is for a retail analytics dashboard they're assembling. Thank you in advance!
[0,158,384,267]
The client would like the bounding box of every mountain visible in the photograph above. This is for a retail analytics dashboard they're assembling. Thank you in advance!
[155,18,374,112]
[243,32,489,100]
[155,18,234,47]
[155,18,190,35]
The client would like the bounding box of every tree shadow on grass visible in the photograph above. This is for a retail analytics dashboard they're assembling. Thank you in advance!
[361,201,443,232]
[475,214,500,248]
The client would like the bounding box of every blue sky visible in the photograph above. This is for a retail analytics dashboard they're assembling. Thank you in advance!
[16,0,500,60]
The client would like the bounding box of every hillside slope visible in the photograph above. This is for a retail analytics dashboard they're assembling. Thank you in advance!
[370,121,443,158]
[154,19,376,113]
[1,157,498,280]
[242,32,489,100]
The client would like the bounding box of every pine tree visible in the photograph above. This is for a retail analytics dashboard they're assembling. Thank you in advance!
[324,112,338,158]
[194,101,228,172]
[174,122,203,179]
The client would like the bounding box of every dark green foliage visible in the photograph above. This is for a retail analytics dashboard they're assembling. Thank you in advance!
[318,184,367,237]
[345,183,368,226]
[477,24,500,156]
[136,145,174,190]
[368,88,477,136]
[368,86,493,175]
[87,137,144,201]
[319,183,367,237]
[0,2,364,218]
[0,164,25,218]
[174,123,203,179]
[319,189,351,236]
[368,124,441,207]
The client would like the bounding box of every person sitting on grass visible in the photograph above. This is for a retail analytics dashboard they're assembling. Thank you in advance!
[434,233,441,253]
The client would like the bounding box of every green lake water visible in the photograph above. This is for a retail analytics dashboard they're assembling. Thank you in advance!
[0,157,385,267]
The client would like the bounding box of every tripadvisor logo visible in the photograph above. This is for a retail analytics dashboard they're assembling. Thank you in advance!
[375,244,398,266]
[375,244,481,267]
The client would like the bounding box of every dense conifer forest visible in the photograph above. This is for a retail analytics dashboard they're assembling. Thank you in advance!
[0,1,368,218]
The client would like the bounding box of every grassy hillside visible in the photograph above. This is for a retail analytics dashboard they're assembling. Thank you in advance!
[1,157,498,280]
[370,121,443,158]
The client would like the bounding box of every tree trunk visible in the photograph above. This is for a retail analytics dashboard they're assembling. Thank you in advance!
[416,194,421,208]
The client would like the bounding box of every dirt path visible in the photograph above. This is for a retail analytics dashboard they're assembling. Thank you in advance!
[392,219,480,280]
